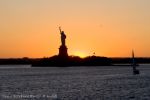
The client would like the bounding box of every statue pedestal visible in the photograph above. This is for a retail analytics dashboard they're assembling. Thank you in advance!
[59,45,68,57]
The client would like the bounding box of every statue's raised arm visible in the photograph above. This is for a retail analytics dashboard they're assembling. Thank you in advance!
[59,27,62,34]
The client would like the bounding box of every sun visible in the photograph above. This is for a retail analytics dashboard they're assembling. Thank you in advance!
[73,51,88,58]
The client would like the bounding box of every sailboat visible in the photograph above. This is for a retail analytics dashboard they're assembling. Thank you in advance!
[132,50,140,75]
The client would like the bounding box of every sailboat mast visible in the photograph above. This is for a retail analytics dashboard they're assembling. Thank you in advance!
[132,50,135,66]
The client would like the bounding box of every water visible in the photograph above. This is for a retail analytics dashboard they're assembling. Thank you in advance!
[0,65,31,69]
[0,64,149,100]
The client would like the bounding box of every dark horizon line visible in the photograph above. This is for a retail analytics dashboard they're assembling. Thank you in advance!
[0,56,150,59]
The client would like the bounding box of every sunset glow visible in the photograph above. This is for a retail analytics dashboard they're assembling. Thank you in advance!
[0,0,150,58]
[73,51,88,58]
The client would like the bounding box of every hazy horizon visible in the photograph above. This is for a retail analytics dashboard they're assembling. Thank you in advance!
[0,0,150,58]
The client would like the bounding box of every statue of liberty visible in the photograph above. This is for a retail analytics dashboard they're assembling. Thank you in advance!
[58,27,68,57]
[59,27,66,46]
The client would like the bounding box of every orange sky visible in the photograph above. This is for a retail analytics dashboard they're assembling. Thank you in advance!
[0,0,150,58]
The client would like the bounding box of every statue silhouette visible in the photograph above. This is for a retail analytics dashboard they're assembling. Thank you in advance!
[58,27,68,58]
[59,27,66,46]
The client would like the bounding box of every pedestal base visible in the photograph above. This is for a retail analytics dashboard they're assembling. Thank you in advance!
[58,45,68,57]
